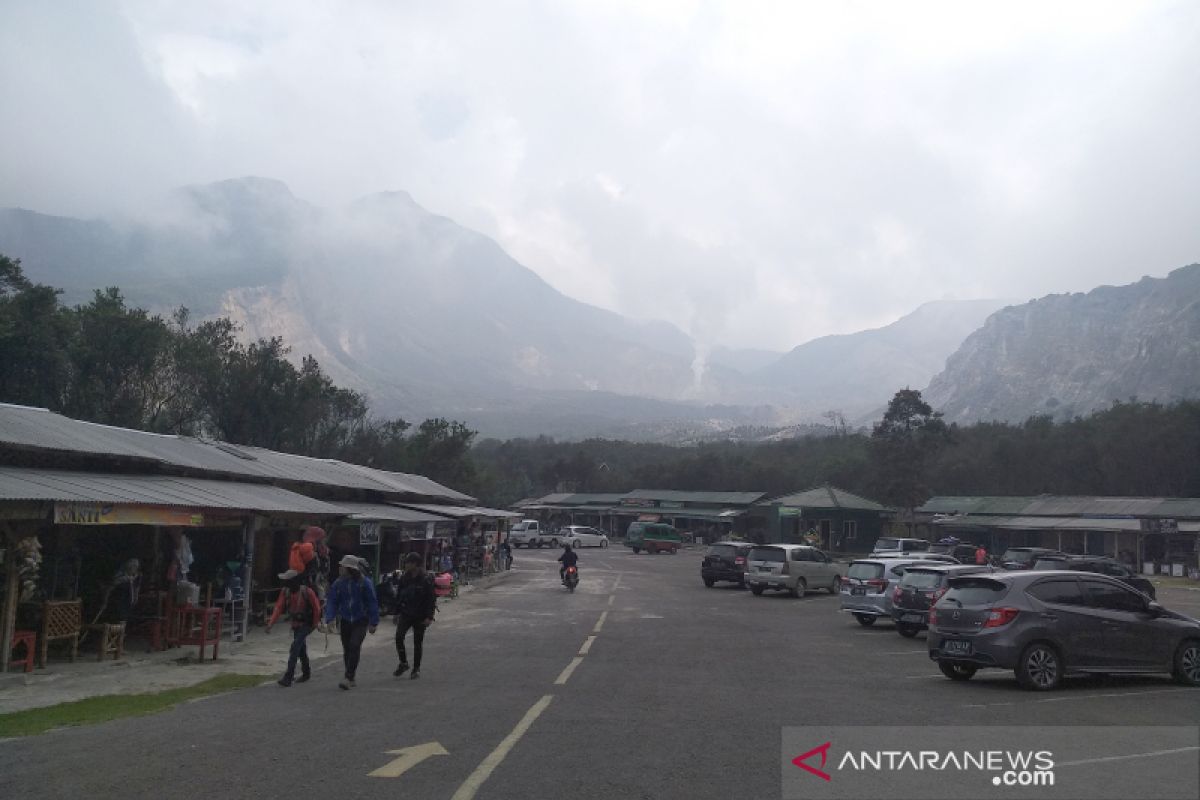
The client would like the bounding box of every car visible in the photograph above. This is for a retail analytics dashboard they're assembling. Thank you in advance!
[701,541,753,588]
[746,544,841,598]
[998,547,1063,570]
[927,570,1200,690]
[839,557,956,626]
[625,521,681,554]
[560,525,610,548]
[870,537,931,556]
[509,520,557,548]
[891,563,994,637]
[1032,554,1156,599]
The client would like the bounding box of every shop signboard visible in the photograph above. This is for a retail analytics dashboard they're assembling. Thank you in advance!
[621,498,656,508]
[359,521,381,545]
[659,501,684,509]
[54,503,203,527]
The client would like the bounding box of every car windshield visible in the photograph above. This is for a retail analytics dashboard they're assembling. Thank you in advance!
[750,547,785,562]
[1001,549,1033,562]
[1032,558,1068,570]
[874,538,901,550]
[708,544,737,558]
[900,570,943,588]
[848,562,884,579]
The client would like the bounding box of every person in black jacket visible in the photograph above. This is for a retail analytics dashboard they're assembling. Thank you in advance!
[393,552,437,680]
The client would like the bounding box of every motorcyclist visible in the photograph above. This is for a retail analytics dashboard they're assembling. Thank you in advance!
[558,543,579,584]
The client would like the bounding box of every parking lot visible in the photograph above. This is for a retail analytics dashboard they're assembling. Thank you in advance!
[3,544,1196,800]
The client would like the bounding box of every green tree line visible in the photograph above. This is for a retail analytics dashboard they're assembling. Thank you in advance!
[5,252,1197,509]
[0,254,476,488]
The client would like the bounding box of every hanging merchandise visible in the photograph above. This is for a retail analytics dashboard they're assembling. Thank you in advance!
[15,536,42,602]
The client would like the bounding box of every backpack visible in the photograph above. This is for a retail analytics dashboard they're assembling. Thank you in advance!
[284,588,316,626]
[397,575,433,619]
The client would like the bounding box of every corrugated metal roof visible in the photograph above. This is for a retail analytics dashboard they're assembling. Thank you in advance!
[921,495,1200,519]
[634,507,747,521]
[935,515,1144,532]
[332,502,448,524]
[397,503,522,519]
[0,403,470,501]
[0,466,345,515]
[768,486,894,513]
[623,489,766,505]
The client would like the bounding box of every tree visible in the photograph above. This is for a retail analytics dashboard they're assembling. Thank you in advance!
[871,389,950,523]
[0,255,72,410]
[408,418,478,489]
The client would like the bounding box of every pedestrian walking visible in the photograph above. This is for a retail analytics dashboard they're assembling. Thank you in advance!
[266,569,321,687]
[501,540,513,570]
[975,544,988,565]
[324,554,380,690]
[393,552,437,680]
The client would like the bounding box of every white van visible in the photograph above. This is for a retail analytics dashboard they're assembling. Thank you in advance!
[509,520,559,548]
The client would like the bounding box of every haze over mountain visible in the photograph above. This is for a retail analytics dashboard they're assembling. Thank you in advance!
[925,265,1200,424]
[2,177,1021,439]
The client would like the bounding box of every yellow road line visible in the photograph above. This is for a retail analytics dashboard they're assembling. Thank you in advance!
[450,695,555,800]
[554,656,584,685]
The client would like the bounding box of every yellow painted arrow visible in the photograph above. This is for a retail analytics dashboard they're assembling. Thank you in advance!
[369,742,450,779]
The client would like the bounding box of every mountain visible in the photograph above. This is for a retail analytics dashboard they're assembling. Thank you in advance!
[925,265,1200,423]
[754,298,1012,418]
[0,178,763,437]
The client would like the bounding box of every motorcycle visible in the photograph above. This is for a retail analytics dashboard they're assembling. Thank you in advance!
[563,565,579,593]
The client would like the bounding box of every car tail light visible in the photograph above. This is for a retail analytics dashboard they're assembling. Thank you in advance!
[735,556,746,565]
[841,576,855,588]
[892,586,903,603]
[983,607,1019,628]
[933,587,948,602]
[928,608,938,625]
[866,578,887,593]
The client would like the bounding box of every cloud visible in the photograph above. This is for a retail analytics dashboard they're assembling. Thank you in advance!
[1,0,1198,351]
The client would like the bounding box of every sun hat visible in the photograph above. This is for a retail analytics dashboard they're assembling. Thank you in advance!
[339,554,362,570]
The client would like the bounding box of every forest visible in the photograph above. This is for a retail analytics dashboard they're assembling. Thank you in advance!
[3,252,1198,509]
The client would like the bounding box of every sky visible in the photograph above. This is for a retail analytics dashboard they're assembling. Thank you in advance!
[1,1,1198,353]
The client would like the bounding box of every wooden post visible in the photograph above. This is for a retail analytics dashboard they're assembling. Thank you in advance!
[1,524,19,673]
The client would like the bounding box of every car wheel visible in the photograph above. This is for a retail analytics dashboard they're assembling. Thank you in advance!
[939,661,976,681]
[828,576,840,595]
[1016,642,1062,691]
[854,614,876,626]
[601,540,609,548]
[897,624,920,638]
[1172,639,1200,686]
[703,578,715,588]
[750,584,765,596]
[790,578,807,599]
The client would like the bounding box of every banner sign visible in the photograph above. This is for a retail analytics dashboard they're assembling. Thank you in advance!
[54,503,204,527]
[359,521,381,545]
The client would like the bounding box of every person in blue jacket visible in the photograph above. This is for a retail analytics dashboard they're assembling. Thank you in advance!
[324,554,380,689]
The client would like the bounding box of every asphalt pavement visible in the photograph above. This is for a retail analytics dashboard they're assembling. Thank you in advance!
[1,546,1198,799]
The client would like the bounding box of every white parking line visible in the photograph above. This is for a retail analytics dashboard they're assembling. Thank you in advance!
[578,635,597,656]
[593,611,608,633]
[451,695,554,800]
[1057,746,1200,768]
[607,595,615,606]
[962,687,1193,708]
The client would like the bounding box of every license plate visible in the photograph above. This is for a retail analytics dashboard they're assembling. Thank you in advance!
[901,614,923,623]
[942,639,972,656]
[758,566,773,573]
[851,587,866,596]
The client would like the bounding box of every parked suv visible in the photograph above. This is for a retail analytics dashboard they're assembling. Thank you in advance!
[747,545,841,598]
[1031,555,1156,599]
[840,558,954,626]
[891,563,994,637]
[928,571,1200,690]
[870,537,930,556]
[999,547,1062,570]
[701,541,753,588]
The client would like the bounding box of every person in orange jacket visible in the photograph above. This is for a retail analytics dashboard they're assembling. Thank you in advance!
[266,569,321,687]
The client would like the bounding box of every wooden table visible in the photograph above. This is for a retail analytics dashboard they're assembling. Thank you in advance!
[168,606,222,661]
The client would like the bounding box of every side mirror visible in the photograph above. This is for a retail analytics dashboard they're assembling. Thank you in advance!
[1146,601,1164,617]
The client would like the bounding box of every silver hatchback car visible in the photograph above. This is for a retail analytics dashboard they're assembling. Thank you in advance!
[928,570,1200,690]
[840,557,954,626]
